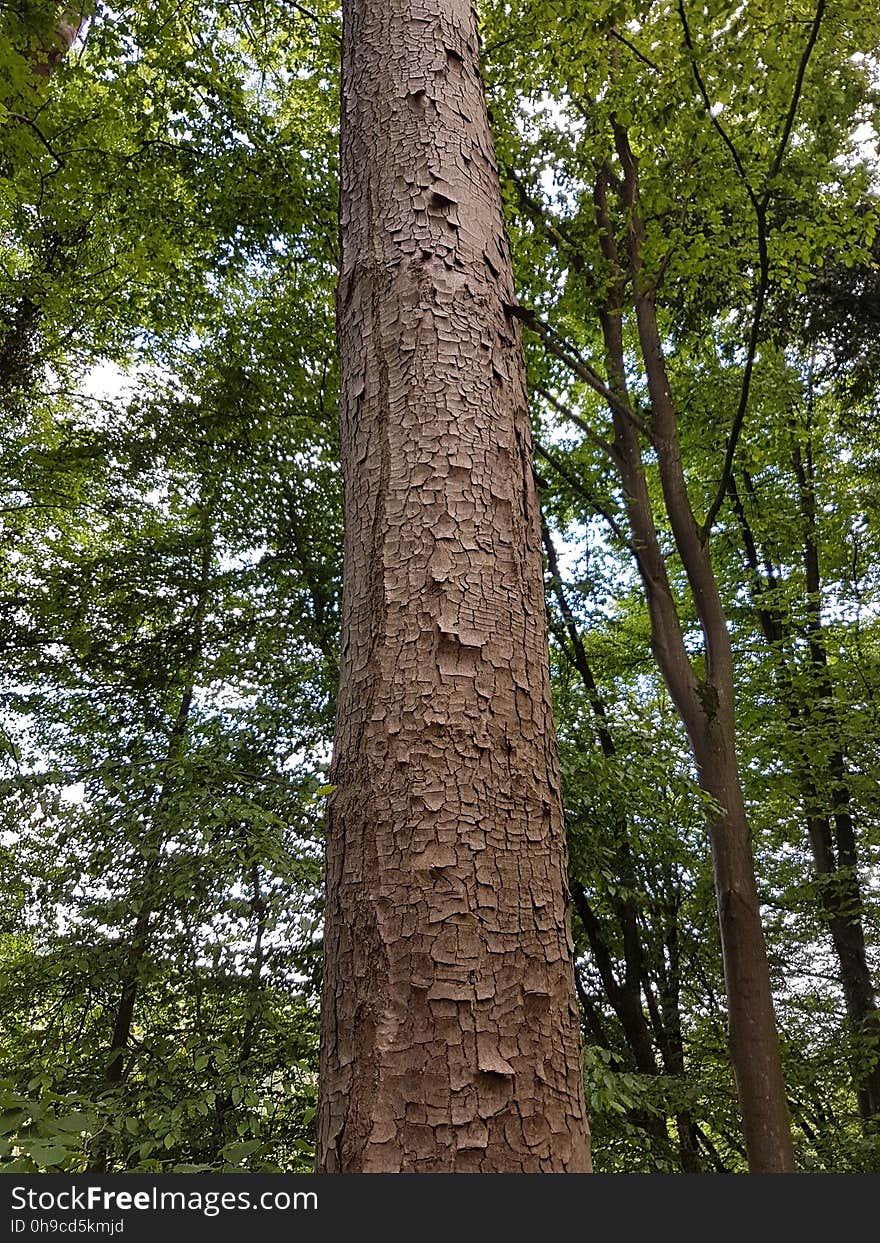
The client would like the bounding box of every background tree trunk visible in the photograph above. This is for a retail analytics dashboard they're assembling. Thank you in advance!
[316,0,591,1173]
[586,145,795,1172]
[731,464,880,1126]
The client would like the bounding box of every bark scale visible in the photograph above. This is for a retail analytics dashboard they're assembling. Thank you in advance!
[317,0,591,1172]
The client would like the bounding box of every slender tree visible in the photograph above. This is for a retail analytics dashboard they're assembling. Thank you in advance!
[316,0,591,1172]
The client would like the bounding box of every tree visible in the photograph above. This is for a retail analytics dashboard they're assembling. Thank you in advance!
[1,1,338,1173]
[481,0,879,1171]
[316,0,591,1172]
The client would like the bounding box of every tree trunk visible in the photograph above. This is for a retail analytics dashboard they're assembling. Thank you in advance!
[732,465,880,1125]
[316,0,591,1173]
[589,145,795,1172]
[793,441,880,1125]
[690,715,795,1170]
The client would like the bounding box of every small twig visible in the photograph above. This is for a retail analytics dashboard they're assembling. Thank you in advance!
[504,301,654,442]
[534,383,617,462]
[534,440,631,550]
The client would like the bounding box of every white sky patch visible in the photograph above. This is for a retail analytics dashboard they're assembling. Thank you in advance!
[78,359,139,404]
[852,121,877,153]
[75,356,196,413]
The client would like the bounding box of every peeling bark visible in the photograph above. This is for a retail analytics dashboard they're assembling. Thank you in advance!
[316,0,591,1172]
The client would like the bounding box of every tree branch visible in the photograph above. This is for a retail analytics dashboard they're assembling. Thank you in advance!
[7,112,65,167]
[682,0,827,538]
[534,441,632,550]
[505,301,654,442]
[700,231,769,538]
[534,383,617,462]
[677,0,760,211]
[541,518,617,758]
[505,169,586,271]
[768,0,827,188]
[280,0,341,39]
[609,27,661,74]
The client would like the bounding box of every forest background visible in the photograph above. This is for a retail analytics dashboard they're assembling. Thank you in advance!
[1,0,878,1173]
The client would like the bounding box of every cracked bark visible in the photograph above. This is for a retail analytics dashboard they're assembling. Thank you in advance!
[316,0,590,1172]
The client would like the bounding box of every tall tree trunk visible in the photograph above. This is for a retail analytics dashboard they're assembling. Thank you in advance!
[544,521,697,1165]
[317,0,590,1173]
[792,440,880,1125]
[102,528,212,1087]
[588,142,795,1172]
[87,526,213,1172]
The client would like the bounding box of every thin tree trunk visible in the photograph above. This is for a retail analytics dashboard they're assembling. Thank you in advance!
[589,138,795,1171]
[792,439,880,1123]
[544,520,697,1162]
[732,462,880,1125]
[317,0,590,1173]
[102,530,212,1085]
[102,683,195,1087]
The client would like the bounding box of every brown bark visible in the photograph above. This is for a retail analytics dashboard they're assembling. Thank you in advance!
[588,138,795,1171]
[316,0,590,1172]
